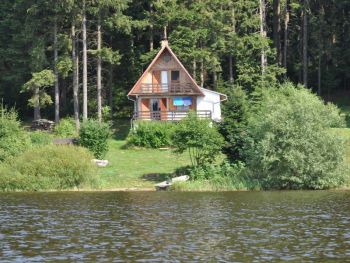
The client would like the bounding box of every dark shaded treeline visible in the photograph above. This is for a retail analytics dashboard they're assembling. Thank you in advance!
[0,0,349,121]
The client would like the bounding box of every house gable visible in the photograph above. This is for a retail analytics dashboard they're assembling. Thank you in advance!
[128,43,204,96]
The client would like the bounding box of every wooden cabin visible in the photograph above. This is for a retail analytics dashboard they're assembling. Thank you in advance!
[128,40,227,122]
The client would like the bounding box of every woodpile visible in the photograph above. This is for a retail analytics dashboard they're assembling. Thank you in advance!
[31,119,55,131]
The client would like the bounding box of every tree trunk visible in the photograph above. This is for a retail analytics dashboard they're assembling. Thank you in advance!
[130,38,135,68]
[149,2,154,51]
[283,0,289,69]
[82,0,88,121]
[318,4,325,96]
[34,87,41,120]
[318,56,321,96]
[150,25,154,51]
[259,0,267,74]
[213,71,217,90]
[72,23,80,130]
[229,55,233,83]
[273,0,281,64]
[229,5,235,83]
[54,18,59,123]
[97,14,102,122]
[200,59,204,87]
[302,2,308,87]
[61,80,67,112]
[108,63,113,117]
[192,60,196,80]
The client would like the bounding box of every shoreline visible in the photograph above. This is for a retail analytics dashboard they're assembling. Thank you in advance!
[1,187,349,193]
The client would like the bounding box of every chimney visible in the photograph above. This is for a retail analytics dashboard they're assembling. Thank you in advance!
[161,26,168,48]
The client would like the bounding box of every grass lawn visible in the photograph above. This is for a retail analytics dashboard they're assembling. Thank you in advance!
[96,119,190,189]
[97,139,191,190]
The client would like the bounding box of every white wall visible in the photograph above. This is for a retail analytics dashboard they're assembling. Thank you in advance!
[196,89,222,121]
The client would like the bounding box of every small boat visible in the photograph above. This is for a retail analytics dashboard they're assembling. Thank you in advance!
[155,175,189,191]
[92,159,109,167]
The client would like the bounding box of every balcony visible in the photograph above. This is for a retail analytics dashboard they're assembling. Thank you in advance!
[132,110,212,121]
[138,83,196,95]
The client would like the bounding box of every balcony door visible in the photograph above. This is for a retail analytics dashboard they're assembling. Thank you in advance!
[152,70,168,93]
[150,98,167,120]
[150,99,160,120]
[161,71,168,92]
[170,70,180,92]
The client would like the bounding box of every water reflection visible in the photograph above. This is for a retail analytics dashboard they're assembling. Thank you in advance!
[0,191,349,261]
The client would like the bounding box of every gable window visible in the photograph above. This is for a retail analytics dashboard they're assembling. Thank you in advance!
[163,54,171,63]
[171,70,180,82]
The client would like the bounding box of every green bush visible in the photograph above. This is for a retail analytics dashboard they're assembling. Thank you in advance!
[102,106,112,123]
[30,131,53,146]
[79,120,111,159]
[0,108,31,161]
[171,162,259,191]
[189,162,244,180]
[172,113,224,167]
[219,85,250,162]
[127,121,175,148]
[54,117,77,138]
[0,145,98,191]
[243,83,348,190]
[0,165,27,191]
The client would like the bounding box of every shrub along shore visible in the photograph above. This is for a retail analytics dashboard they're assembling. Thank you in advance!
[0,83,350,192]
[126,83,350,191]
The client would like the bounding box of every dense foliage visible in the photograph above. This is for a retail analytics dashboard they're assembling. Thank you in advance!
[79,120,111,159]
[219,85,250,162]
[243,83,348,190]
[29,131,53,146]
[172,113,224,168]
[54,117,77,137]
[0,108,31,161]
[171,162,258,191]
[1,1,349,121]
[127,121,175,148]
[0,145,98,191]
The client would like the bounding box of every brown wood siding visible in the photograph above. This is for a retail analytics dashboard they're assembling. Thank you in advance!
[152,51,179,70]
[190,96,196,110]
[151,52,192,85]
[141,98,150,112]
[160,98,167,111]
[152,70,161,84]
[160,98,167,120]
[168,98,175,111]
[129,46,205,97]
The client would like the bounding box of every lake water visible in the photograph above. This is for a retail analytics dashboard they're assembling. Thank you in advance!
[0,191,349,262]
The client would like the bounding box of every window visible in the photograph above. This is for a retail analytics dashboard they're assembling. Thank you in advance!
[173,97,192,106]
[171,71,180,82]
[163,54,171,63]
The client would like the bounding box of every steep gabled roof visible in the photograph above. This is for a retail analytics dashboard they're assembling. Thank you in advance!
[128,41,204,96]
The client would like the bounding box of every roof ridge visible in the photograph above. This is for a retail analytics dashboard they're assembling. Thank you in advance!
[128,44,204,96]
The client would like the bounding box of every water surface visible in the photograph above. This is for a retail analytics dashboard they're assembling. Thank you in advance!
[0,191,349,262]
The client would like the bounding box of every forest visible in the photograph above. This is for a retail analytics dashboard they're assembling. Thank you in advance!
[0,0,350,122]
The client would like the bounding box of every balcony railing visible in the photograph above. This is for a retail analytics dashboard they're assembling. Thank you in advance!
[133,110,212,121]
[138,83,195,94]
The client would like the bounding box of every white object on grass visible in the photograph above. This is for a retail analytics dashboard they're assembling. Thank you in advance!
[92,159,109,167]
